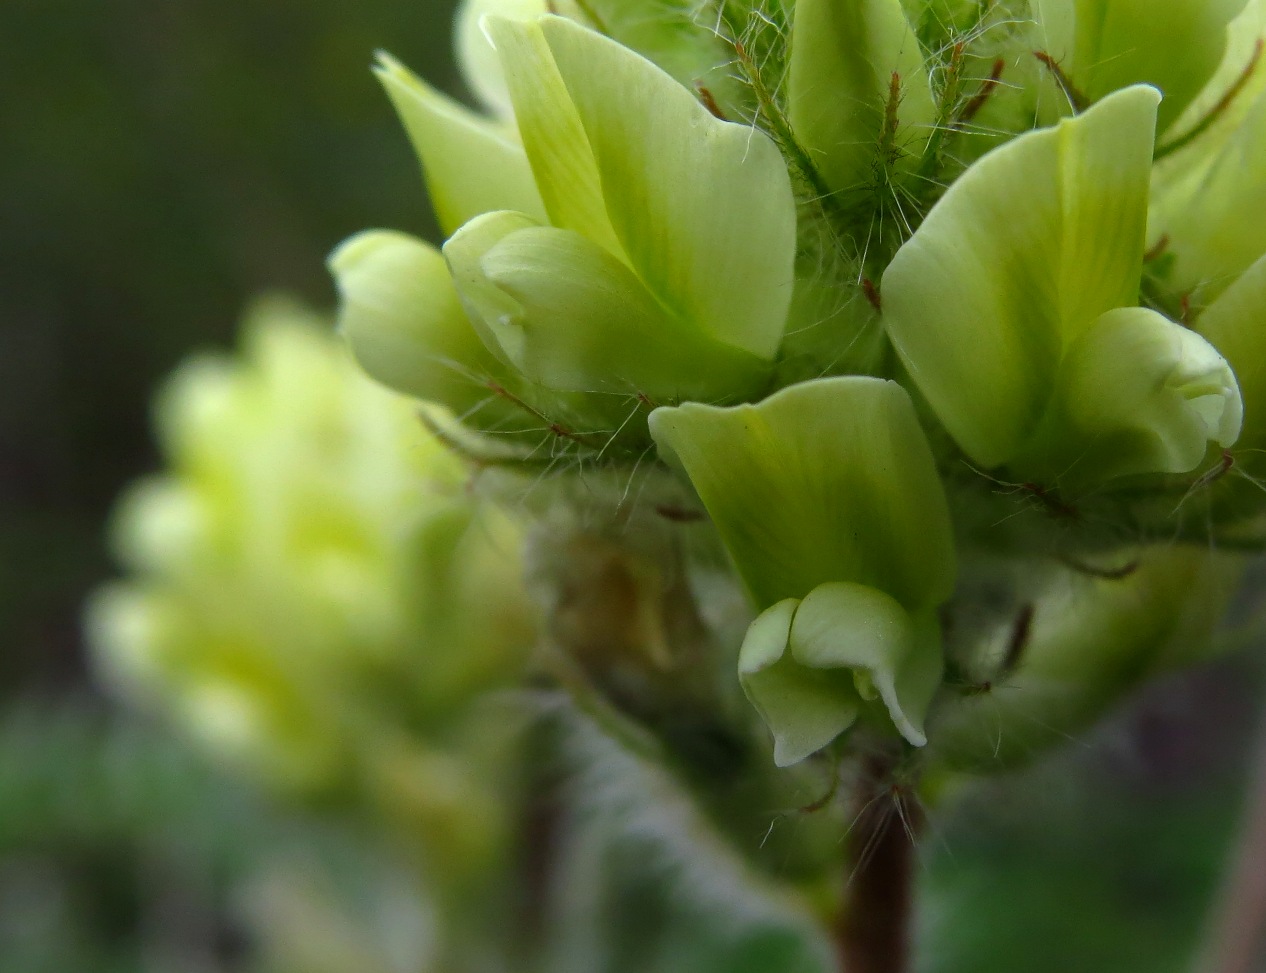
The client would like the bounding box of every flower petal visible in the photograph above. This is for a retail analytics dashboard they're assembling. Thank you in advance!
[455,0,549,117]
[738,598,862,767]
[465,222,769,399]
[789,583,937,747]
[483,16,624,256]
[539,15,797,359]
[374,53,546,236]
[883,85,1160,468]
[329,230,508,415]
[1039,306,1243,482]
[788,0,935,194]
[442,209,543,366]
[648,376,955,611]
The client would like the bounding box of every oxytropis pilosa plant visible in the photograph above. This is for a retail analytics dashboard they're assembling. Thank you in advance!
[96,1,1266,970]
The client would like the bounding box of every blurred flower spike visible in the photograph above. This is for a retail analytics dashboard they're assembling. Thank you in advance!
[86,298,537,840]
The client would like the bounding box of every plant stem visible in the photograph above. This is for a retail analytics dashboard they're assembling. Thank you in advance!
[835,752,921,973]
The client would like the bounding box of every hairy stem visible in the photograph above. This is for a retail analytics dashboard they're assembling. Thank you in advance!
[835,752,921,973]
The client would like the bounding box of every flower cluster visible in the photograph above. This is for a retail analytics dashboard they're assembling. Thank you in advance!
[331,0,1266,768]
[87,298,537,873]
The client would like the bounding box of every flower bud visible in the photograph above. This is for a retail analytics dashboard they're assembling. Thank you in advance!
[884,85,1242,489]
[788,0,934,194]
[650,376,956,763]
[436,14,796,402]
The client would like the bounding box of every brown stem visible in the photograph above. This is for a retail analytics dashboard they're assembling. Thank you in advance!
[835,753,921,973]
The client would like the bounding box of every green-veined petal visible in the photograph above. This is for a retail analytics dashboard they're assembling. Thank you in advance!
[883,85,1160,468]
[475,223,770,399]
[484,16,624,255]
[648,376,955,610]
[445,211,771,402]
[455,0,550,117]
[538,15,797,359]
[375,54,546,236]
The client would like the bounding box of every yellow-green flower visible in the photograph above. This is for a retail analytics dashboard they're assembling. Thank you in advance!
[883,86,1242,489]
[86,297,536,821]
[651,377,956,764]
[333,13,796,418]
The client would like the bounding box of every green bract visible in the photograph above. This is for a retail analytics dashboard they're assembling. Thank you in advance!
[883,85,1243,489]
[788,0,934,195]
[650,377,955,764]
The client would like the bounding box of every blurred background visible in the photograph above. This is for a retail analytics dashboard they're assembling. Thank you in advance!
[3,1,1266,970]
[2,2,457,969]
